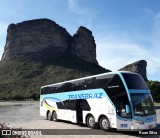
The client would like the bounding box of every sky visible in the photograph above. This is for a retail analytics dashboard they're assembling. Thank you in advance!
[0,0,160,81]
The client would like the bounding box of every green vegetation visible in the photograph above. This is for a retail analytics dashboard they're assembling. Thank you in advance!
[0,54,108,100]
[147,81,160,102]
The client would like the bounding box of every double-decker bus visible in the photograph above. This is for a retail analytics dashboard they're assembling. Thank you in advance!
[40,71,157,131]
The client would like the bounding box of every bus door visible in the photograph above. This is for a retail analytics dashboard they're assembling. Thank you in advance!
[76,99,83,123]
[69,100,82,123]
[116,95,132,130]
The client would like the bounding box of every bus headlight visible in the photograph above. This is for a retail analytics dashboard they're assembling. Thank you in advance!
[135,120,144,125]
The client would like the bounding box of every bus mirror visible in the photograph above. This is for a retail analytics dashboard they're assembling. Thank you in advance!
[125,105,130,114]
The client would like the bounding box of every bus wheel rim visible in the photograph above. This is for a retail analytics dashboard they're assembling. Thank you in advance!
[48,112,51,119]
[53,113,57,120]
[89,117,95,126]
[102,119,109,129]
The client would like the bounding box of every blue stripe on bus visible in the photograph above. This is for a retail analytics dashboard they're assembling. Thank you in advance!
[43,97,64,105]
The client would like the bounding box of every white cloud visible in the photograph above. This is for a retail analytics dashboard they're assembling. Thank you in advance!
[96,33,160,78]
[143,8,154,16]
[67,0,97,29]
[68,0,86,14]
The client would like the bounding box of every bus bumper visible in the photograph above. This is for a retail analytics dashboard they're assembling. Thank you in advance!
[131,120,157,130]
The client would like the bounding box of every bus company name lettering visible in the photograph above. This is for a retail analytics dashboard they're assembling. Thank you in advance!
[68,93,103,99]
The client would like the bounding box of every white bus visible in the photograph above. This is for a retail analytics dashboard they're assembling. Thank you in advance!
[40,71,157,131]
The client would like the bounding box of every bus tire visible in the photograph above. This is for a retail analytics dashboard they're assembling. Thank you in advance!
[52,111,58,122]
[47,111,53,121]
[46,111,49,120]
[86,115,97,128]
[99,116,110,131]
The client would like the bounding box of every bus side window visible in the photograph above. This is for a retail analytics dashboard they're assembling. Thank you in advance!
[50,87,56,94]
[84,78,96,89]
[96,75,114,88]
[74,80,84,91]
[41,88,44,95]
[72,84,76,91]
[70,100,76,110]
[56,85,64,93]
[104,74,126,106]
[44,87,48,94]
[48,87,51,94]
[64,83,73,92]
[116,95,131,118]
[81,99,91,111]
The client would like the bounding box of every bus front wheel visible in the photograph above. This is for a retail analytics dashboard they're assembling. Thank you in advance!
[99,116,110,131]
[86,115,97,128]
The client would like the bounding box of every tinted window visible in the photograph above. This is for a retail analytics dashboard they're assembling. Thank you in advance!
[73,80,85,91]
[81,99,91,111]
[131,93,156,116]
[56,100,70,109]
[41,88,44,95]
[55,84,64,93]
[104,74,127,106]
[116,94,131,118]
[83,77,96,89]
[50,87,57,93]
[41,87,50,95]
[56,99,90,111]
[96,74,114,88]
[63,83,73,92]
[122,73,148,90]
[70,100,76,110]
[41,84,64,95]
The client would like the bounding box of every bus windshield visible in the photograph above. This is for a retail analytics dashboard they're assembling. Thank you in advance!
[131,93,156,116]
[122,73,148,90]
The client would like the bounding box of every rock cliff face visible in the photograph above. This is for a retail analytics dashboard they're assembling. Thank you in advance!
[71,26,98,64]
[1,19,98,64]
[2,19,71,60]
[119,60,148,81]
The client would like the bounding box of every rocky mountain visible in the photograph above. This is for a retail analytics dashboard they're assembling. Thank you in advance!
[71,26,98,64]
[1,18,98,64]
[119,60,148,81]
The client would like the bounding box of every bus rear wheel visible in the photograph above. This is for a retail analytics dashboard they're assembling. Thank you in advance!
[47,111,53,121]
[86,115,97,128]
[52,111,58,122]
[99,116,110,131]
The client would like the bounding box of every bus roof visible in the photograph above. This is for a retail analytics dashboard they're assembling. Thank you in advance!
[41,71,138,89]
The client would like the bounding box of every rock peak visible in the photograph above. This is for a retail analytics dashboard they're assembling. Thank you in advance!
[2,19,98,64]
[77,26,92,34]
[71,26,98,64]
[119,60,148,81]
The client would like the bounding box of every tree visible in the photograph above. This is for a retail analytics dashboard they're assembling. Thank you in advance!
[147,81,160,102]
